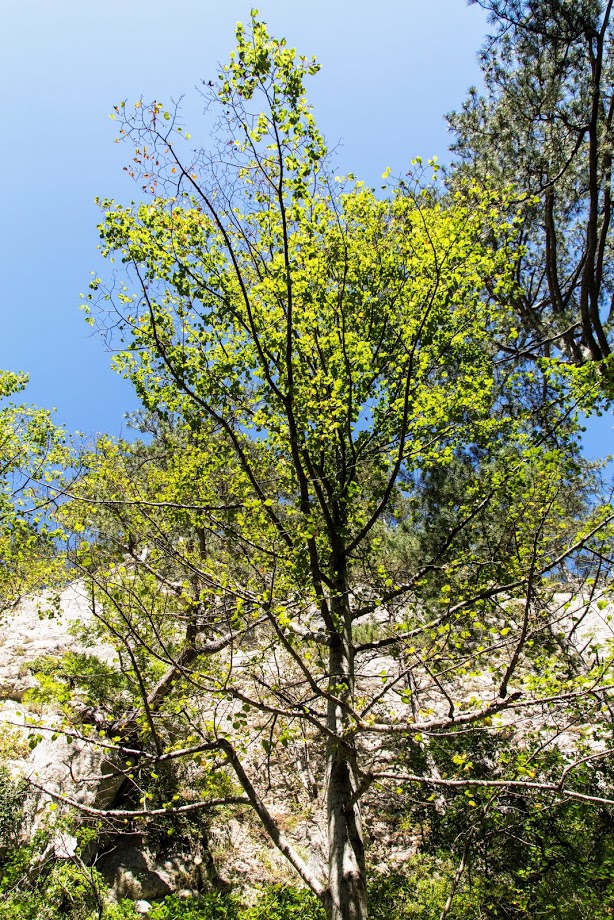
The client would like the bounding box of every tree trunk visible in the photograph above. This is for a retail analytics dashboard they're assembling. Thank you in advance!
[324,577,368,920]
[325,732,368,920]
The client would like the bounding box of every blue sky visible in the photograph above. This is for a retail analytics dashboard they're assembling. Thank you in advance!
[0,0,611,465]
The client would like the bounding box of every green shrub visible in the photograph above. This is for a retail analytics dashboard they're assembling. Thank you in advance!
[0,849,105,920]
[104,901,140,920]
[0,766,26,849]
[24,652,128,716]
[145,886,323,920]
[148,891,239,919]
[242,885,325,920]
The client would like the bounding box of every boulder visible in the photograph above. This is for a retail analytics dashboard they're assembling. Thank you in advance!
[96,843,201,901]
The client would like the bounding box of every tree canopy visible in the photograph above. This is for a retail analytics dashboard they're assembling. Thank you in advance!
[0,370,65,609]
[449,0,614,387]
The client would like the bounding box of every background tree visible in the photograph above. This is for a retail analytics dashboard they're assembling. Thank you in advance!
[449,0,614,387]
[0,370,65,611]
[55,14,614,920]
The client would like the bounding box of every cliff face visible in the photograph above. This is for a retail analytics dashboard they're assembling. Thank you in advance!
[0,585,97,703]
[0,584,331,905]
[1,583,613,911]
[0,585,114,830]
[0,585,118,814]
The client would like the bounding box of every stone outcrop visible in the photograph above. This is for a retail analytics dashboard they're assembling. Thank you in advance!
[1,582,612,907]
[0,584,119,812]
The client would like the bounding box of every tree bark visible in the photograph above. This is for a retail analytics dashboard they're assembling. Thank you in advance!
[324,574,368,920]
[325,729,368,920]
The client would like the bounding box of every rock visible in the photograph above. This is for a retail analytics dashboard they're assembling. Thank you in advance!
[0,582,116,711]
[97,843,201,902]
[53,831,78,859]
[0,583,123,826]
[0,674,37,702]
[2,580,613,904]
[98,845,173,901]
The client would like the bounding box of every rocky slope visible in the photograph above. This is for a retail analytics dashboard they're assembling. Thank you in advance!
[1,582,612,910]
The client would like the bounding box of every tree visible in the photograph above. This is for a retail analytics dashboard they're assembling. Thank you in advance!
[65,14,614,920]
[449,0,614,388]
[0,370,65,610]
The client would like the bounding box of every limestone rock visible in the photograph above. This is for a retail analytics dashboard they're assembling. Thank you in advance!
[0,583,121,823]
[97,843,201,901]
[0,582,116,710]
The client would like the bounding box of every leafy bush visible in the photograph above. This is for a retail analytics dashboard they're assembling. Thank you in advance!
[0,845,105,920]
[145,886,323,920]
[147,892,239,920]
[0,725,30,761]
[0,766,27,849]
[104,902,140,920]
[24,652,127,716]
[242,886,325,920]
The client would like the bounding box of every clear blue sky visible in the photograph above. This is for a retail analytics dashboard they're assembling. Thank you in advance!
[0,0,611,465]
